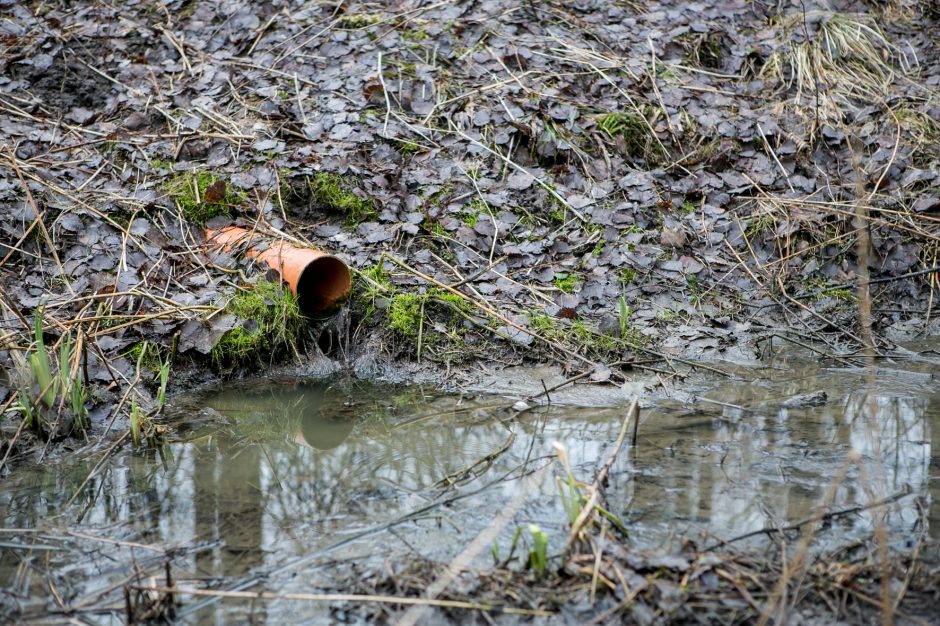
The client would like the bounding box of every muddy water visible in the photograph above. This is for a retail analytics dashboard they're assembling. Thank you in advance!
[2,357,939,624]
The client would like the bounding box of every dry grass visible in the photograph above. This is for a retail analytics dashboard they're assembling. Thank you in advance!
[762,12,916,124]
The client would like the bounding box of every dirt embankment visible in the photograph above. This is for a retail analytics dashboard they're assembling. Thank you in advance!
[1,0,939,455]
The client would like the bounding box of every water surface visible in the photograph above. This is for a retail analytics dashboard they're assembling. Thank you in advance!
[2,357,938,624]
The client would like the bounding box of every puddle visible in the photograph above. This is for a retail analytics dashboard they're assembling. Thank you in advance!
[2,358,939,623]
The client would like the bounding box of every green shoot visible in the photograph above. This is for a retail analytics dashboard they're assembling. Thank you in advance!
[618,296,632,339]
[29,313,55,408]
[527,524,549,578]
[553,442,584,525]
[17,393,33,427]
[23,309,88,434]
[158,356,170,408]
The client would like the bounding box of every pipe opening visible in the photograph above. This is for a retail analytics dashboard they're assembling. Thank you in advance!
[296,256,352,316]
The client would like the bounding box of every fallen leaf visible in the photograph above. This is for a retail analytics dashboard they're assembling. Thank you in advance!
[204,180,226,204]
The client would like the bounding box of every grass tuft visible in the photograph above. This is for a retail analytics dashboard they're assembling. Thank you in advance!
[17,310,88,437]
[596,111,667,163]
[762,12,914,121]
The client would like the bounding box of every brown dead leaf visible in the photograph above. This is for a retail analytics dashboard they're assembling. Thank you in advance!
[204,180,226,204]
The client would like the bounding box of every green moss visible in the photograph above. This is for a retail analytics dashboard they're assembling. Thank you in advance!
[431,289,471,315]
[529,310,642,353]
[212,280,304,367]
[803,278,856,302]
[528,311,555,335]
[397,139,423,155]
[401,27,428,42]
[358,262,392,295]
[619,268,637,284]
[308,172,376,226]
[338,13,380,28]
[164,171,242,226]
[356,261,392,320]
[389,293,425,338]
[687,275,701,306]
[388,288,471,339]
[460,198,487,228]
[420,218,448,238]
[549,206,567,224]
[150,158,174,172]
[554,273,578,293]
[355,264,474,357]
[571,320,619,351]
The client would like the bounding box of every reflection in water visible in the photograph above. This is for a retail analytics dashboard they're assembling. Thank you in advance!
[1,365,939,624]
[297,412,356,451]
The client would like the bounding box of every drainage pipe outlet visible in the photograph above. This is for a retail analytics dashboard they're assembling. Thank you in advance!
[206,227,351,316]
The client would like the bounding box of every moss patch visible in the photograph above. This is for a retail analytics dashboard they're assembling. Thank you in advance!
[164,171,242,226]
[619,268,637,285]
[338,13,380,28]
[388,289,471,339]
[389,293,425,338]
[356,262,392,319]
[212,280,304,367]
[309,172,377,226]
[529,310,643,354]
[149,158,175,173]
[554,273,578,293]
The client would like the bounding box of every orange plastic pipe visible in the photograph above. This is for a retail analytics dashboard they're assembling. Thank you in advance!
[205,226,351,315]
